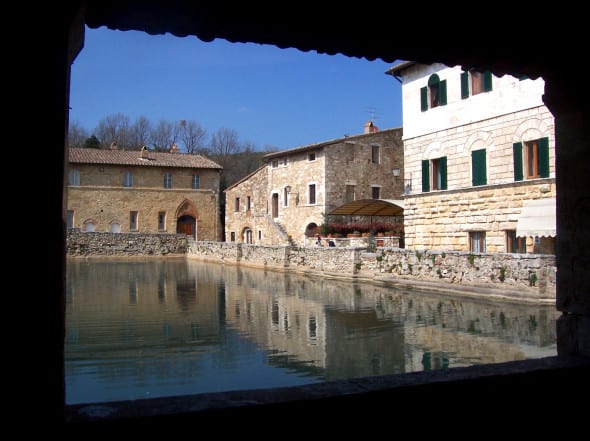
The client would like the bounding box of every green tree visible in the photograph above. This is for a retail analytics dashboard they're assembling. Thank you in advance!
[84,135,101,149]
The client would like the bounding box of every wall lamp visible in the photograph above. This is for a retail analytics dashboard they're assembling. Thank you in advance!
[392,167,401,178]
[285,185,299,205]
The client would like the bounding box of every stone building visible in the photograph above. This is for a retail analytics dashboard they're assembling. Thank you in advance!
[224,123,404,245]
[67,145,223,240]
[387,61,556,254]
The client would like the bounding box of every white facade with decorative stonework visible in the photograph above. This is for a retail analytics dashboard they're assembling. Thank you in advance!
[387,62,556,253]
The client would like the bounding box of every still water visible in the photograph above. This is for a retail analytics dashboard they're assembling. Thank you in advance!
[65,257,559,405]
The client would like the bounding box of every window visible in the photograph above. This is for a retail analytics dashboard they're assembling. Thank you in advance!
[230,232,236,242]
[421,157,447,192]
[235,197,240,212]
[258,230,262,240]
[163,173,172,189]
[308,184,316,204]
[283,158,289,166]
[371,186,380,199]
[123,171,133,187]
[471,149,487,186]
[506,230,526,253]
[83,220,95,232]
[421,74,447,111]
[110,222,121,233]
[469,231,486,253]
[371,145,380,164]
[67,210,74,229]
[246,196,251,211]
[192,174,200,189]
[284,187,289,206]
[461,70,493,98]
[308,152,316,161]
[513,138,550,181]
[271,159,279,168]
[345,184,356,203]
[158,211,166,230]
[130,211,138,231]
[68,169,80,186]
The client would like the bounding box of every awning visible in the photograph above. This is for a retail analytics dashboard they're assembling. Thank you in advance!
[328,199,404,217]
[516,198,556,238]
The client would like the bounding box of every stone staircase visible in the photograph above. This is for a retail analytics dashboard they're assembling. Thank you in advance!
[268,216,295,246]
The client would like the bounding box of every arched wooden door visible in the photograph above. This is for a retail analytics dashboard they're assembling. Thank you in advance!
[177,215,195,238]
[244,227,253,244]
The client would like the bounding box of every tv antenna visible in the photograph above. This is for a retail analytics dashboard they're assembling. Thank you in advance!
[365,107,381,122]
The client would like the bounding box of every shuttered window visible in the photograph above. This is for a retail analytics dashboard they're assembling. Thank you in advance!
[421,74,447,111]
[461,70,493,98]
[422,157,447,192]
[471,149,487,186]
[514,137,550,180]
[513,142,523,181]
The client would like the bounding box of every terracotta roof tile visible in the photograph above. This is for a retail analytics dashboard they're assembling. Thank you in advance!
[68,148,223,170]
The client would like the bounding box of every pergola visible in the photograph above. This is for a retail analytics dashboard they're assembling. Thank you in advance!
[328,199,404,217]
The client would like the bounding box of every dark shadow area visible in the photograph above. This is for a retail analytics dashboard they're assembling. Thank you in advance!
[29,1,589,433]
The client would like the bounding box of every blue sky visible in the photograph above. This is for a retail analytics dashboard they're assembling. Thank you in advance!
[69,26,402,151]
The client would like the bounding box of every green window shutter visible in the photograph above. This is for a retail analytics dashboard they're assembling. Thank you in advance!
[420,87,428,112]
[439,80,447,105]
[422,159,430,192]
[483,71,493,92]
[538,137,550,178]
[440,156,448,190]
[461,71,469,99]
[471,149,487,186]
[513,142,523,181]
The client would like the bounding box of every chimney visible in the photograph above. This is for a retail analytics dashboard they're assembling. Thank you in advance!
[109,142,118,150]
[140,145,148,158]
[364,121,379,134]
[170,144,180,154]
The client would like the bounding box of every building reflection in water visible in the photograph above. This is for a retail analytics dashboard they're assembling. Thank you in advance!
[65,258,558,404]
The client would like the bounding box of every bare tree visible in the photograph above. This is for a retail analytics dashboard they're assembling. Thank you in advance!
[180,119,208,154]
[210,127,241,157]
[150,119,180,152]
[130,116,152,150]
[96,113,131,149]
[68,120,89,148]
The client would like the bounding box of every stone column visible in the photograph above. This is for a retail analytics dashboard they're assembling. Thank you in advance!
[544,74,590,356]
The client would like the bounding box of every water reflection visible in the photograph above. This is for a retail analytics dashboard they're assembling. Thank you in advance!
[65,257,558,404]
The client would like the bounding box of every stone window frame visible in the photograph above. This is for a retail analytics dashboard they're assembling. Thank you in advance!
[123,170,133,188]
[130,211,139,231]
[192,174,200,189]
[158,211,166,231]
[469,231,486,253]
[67,210,74,229]
[163,172,173,189]
[68,168,80,186]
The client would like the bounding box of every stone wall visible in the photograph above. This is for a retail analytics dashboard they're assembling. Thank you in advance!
[224,127,404,246]
[66,229,188,256]
[186,241,555,302]
[67,163,221,240]
[403,105,555,252]
[66,231,555,302]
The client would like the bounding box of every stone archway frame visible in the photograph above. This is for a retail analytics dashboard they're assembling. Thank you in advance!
[241,225,253,243]
[462,130,494,155]
[175,199,199,221]
[423,140,444,160]
[513,117,552,145]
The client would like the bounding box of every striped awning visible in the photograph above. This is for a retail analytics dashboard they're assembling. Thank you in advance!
[516,198,556,238]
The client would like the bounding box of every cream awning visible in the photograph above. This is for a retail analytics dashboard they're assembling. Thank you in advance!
[328,199,404,217]
[516,198,556,238]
